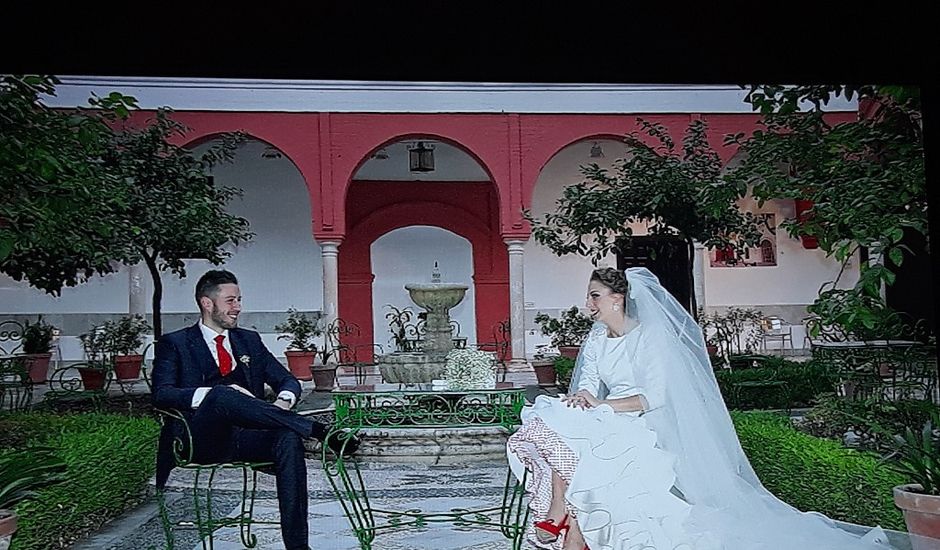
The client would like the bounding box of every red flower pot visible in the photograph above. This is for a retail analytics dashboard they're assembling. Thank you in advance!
[284,351,314,381]
[114,354,143,380]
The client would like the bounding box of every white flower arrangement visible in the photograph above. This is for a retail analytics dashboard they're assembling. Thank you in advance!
[443,348,497,391]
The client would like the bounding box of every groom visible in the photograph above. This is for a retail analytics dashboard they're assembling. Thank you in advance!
[151,269,357,550]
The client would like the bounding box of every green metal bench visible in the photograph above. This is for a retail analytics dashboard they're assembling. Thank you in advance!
[155,407,278,550]
[321,387,530,550]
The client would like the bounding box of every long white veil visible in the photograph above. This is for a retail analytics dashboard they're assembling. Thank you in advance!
[570,267,895,549]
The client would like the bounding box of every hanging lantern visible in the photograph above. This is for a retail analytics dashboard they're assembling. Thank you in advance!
[408,141,435,172]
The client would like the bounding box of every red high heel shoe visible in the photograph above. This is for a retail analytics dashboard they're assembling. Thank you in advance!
[533,514,569,542]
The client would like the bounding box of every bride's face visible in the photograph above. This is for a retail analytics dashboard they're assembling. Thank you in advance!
[585,280,625,325]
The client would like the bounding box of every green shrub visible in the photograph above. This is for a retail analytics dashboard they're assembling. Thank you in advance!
[2,412,160,550]
[553,356,576,392]
[733,411,906,530]
[716,358,838,410]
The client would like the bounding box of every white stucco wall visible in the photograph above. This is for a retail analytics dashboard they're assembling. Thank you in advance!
[524,139,625,311]
[0,139,322,316]
[702,196,860,308]
[371,226,477,349]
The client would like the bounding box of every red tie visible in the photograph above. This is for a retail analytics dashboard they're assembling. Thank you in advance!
[215,334,233,376]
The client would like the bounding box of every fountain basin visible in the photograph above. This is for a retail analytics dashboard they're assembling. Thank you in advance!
[378,352,447,384]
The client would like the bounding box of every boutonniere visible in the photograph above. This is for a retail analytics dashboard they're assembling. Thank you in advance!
[239,355,251,366]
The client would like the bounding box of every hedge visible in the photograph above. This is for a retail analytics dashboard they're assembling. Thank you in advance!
[733,411,906,531]
[2,412,160,549]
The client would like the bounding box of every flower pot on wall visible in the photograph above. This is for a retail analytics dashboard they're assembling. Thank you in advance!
[894,484,940,548]
[558,346,581,360]
[113,354,143,380]
[794,199,819,249]
[22,353,52,383]
[312,364,337,391]
[285,351,315,381]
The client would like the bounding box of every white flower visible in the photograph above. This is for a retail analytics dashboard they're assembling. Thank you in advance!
[239,355,251,365]
[443,349,496,390]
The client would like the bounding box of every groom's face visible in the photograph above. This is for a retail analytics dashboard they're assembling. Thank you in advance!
[203,283,242,331]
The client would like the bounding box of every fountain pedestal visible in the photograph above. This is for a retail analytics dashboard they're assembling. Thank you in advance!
[378,282,468,384]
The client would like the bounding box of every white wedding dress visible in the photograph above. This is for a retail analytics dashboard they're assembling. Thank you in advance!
[507,268,897,550]
[509,324,721,549]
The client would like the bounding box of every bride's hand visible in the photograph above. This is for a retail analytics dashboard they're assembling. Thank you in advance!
[563,389,599,409]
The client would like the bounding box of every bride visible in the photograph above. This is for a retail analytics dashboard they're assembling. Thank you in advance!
[507,267,894,550]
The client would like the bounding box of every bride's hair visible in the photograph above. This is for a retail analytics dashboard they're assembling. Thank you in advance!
[590,267,628,303]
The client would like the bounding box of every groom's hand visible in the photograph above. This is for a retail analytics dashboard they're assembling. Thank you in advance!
[229,384,255,399]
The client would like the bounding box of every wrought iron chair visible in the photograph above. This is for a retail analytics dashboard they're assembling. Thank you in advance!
[0,320,33,411]
[476,320,511,382]
[154,406,277,550]
[759,316,794,354]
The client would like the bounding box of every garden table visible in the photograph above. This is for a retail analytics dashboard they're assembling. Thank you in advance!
[320,386,530,550]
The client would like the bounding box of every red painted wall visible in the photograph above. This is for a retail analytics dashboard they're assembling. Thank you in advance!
[340,181,508,356]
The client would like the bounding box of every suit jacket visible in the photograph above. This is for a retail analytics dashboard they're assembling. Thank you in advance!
[151,324,301,488]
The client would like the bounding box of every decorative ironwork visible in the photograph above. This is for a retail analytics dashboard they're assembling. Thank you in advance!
[43,361,112,406]
[812,341,938,403]
[475,319,512,382]
[321,388,529,550]
[0,355,32,411]
[0,319,25,357]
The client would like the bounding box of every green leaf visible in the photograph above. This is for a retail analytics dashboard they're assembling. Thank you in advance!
[888,247,904,267]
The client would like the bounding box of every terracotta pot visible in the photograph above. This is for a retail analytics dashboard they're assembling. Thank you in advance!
[894,484,940,548]
[284,350,315,381]
[113,354,143,380]
[77,367,107,391]
[532,361,557,386]
[794,199,819,249]
[22,353,52,383]
[312,365,337,391]
[558,346,581,360]
[706,344,718,357]
[0,509,18,549]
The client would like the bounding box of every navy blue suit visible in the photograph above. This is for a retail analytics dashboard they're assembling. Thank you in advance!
[152,324,322,550]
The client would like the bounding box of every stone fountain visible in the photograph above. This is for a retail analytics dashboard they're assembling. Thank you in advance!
[378,263,468,384]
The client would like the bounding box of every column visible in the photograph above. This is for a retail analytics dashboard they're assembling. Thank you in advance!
[321,241,341,327]
[505,239,528,367]
[129,263,147,316]
[693,241,706,314]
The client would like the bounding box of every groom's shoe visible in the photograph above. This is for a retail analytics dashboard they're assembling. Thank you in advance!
[325,429,361,458]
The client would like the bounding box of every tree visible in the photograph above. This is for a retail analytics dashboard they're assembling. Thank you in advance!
[1,76,253,337]
[0,75,137,291]
[526,119,763,315]
[100,109,253,337]
[727,85,927,339]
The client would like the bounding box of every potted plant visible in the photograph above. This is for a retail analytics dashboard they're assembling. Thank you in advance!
[891,409,940,544]
[531,344,559,386]
[698,307,764,369]
[534,306,593,359]
[275,308,322,382]
[552,356,576,393]
[101,315,151,380]
[0,447,67,548]
[77,326,111,391]
[19,316,56,383]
